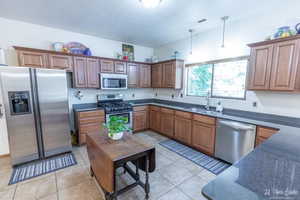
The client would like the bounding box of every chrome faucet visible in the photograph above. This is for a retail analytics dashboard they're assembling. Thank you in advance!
[205,91,210,110]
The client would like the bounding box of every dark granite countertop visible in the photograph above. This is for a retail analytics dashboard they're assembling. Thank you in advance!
[202,128,300,200]
[73,103,103,112]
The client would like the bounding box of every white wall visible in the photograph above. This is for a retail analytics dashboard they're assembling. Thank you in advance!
[0,17,154,155]
[154,7,300,118]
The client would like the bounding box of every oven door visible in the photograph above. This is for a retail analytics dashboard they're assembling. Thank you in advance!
[106,112,132,130]
[101,74,127,90]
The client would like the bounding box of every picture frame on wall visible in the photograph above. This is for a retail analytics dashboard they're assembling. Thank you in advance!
[122,44,134,61]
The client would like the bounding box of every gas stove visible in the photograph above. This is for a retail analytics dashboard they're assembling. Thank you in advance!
[97,101,133,114]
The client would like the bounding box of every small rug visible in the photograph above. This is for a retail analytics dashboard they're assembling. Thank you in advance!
[9,152,77,185]
[159,140,230,175]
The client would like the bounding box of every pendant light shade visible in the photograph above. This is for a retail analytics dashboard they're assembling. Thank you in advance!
[189,29,194,55]
[139,0,162,8]
[221,16,229,48]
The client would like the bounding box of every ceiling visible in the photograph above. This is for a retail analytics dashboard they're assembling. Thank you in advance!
[0,0,292,47]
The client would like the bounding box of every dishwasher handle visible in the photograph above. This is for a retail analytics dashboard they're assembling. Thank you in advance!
[218,120,256,131]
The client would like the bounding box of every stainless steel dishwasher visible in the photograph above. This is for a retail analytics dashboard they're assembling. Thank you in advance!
[215,119,256,164]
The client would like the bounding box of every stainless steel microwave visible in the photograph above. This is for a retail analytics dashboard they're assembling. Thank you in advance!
[100,74,128,90]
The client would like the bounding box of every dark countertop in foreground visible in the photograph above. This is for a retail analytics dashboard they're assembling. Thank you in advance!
[73,99,300,199]
[202,128,300,200]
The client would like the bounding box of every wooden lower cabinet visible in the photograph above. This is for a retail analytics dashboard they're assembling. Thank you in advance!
[174,116,192,145]
[133,106,149,132]
[191,121,216,156]
[77,110,105,145]
[149,106,161,133]
[255,126,279,146]
[160,109,174,138]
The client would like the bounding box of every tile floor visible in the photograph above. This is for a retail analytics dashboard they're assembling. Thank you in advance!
[0,131,216,200]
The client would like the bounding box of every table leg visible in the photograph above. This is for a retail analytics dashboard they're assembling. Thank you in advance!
[90,166,94,177]
[136,161,140,180]
[145,155,150,200]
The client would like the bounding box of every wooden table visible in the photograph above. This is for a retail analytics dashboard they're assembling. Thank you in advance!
[86,131,156,200]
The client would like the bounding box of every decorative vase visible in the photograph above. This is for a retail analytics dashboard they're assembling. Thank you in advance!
[109,132,123,140]
[274,26,293,39]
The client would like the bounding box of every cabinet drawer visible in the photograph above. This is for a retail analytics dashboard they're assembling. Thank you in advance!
[175,111,192,119]
[133,106,149,112]
[257,126,278,139]
[161,108,174,114]
[79,116,105,125]
[79,123,101,133]
[150,106,161,111]
[193,114,216,125]
[78,110,104,118]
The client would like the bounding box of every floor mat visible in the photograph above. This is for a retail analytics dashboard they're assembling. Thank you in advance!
[9,152,77,185]
[159,140,230,175]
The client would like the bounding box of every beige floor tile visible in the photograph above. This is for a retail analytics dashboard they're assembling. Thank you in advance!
[176,158,205,175]
[178,176,208,200]
[158,187,191,200]
[56,165,91,190]
[155,152,174,170]
[14,175,57,200]
[159,162,194,185]
[0,169,16,191]
[39,193,58,200]
[58,179,103,200]
[0,187,15,200]
[0,157,12,172]
[155,146,182,162]
[198,169,217,182]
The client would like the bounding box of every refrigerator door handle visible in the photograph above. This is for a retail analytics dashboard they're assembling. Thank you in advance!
[0,104,3,118]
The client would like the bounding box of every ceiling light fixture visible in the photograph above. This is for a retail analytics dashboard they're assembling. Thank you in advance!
[221,16,229,48]
[189,29,194,55]
[139,0,162,8]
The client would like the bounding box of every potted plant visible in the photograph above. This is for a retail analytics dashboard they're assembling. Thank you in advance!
[103,116,131,140]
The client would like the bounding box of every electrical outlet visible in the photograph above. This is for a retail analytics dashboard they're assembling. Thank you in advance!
[180,93,183,98]
[171,94,175,99]
[252,101,257,107]
[155,93,158,97]
[132,93,135,98]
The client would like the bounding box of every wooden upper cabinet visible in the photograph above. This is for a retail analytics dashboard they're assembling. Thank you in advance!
[48,54,73,71]
[73,57,87,88]
[151,63,163,88]
[139,64,151,88]
[127,63,139,88]
[248,36,300,92]
[114,61,127,74]
[247,45,273,90]
[18,51,48,68]
[86,58,100,88]
[270,40,300,91]
[100,59,114,73]
[162,61,175,88]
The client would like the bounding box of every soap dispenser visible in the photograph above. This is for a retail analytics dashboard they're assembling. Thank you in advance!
[216,101,223,113]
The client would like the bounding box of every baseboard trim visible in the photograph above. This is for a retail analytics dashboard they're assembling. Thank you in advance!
[0,153,10,158]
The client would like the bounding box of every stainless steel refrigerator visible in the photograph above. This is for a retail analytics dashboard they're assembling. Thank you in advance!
[0,66,72,166]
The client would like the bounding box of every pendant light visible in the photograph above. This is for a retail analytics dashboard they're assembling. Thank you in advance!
[139,0,162,8]
[189,29,194,55]
[221,16,229,48]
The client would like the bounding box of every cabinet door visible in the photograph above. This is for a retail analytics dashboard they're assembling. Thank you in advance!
[150,110,161,132]
[73,57,87,88]
[174,117,192,145]
[255,126,278,147]
[48,54,73,71]
[248,45,273,90]
[133,110,148,132]
[162,61,175,88]
[18,51,48,68]
[139,64,151,88]
[151,63,162,88]
[127,63,139,88]
[192,121,216,155]
[100,59,114,73]
[114,61,127,74]
[270,40,300,91]
[86,58,100,88]
[160,112,174,138]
